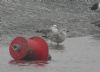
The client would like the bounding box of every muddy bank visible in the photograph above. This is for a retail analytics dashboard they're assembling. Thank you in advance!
[0,0,100,45]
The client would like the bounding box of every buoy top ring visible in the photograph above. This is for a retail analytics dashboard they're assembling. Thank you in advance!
[9,37,28,60]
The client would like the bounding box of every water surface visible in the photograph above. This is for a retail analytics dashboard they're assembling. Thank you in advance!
[0,36,100,72]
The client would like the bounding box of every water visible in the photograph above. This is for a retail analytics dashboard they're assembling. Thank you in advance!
[0,36,100,72]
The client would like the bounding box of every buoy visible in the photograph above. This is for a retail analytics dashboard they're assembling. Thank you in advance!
[9,36,49,61]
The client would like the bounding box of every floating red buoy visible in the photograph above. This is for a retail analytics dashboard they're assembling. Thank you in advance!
[9,36,49,61]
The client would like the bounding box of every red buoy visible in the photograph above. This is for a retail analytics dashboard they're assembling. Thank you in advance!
[28,36,48,61]
[9,36,49,61]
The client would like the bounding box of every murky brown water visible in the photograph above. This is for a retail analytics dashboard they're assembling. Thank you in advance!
[0,36,100,72]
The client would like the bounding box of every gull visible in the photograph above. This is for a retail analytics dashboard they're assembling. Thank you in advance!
[48,28,67,46]
[35,25,67,46]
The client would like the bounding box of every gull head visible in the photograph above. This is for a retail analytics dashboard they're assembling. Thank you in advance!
[51,25,58,33]
[52,25,57,28]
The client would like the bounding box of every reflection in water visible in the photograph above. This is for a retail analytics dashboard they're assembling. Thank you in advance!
[9,60,48,66]
[49,44,65,50]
